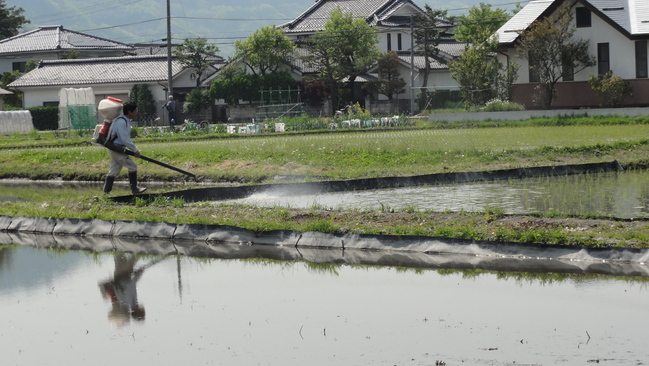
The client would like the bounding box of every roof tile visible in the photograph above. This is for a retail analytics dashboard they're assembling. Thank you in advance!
[279,0,448,33]
[9,55,185,88]
[0,25,133,55]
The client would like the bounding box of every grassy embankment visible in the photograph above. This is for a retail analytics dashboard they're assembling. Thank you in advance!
[2,115,649,248]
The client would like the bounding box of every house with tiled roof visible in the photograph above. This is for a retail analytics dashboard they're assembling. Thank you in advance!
[0,25,134,75]
[496,0,649,108]
[280,0,453,51]
[9,55,225,122]
[278,0,459,110]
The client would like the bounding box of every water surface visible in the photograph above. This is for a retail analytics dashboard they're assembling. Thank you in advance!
[1,245,648,365]
[222,170,649,218]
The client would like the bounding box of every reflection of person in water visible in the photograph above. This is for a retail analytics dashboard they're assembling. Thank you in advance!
[99,253,146,327]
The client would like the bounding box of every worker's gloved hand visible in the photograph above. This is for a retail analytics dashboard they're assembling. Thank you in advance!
[134,151,141,158]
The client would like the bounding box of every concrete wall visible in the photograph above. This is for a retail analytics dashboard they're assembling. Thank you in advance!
[228,103,259,122]
[367,99,409,115]
[429,106,649,123]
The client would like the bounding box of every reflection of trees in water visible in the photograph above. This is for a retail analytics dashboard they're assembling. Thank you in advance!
[423,268,649,285]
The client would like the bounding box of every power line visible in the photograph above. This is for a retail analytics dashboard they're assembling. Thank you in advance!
[27,0,146,24]
[81,18,166,32]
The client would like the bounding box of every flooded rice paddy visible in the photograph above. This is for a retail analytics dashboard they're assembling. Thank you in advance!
[2,170,649,218]
[224,170,649,219]
[1,244,648,365]
[2,170,649,364]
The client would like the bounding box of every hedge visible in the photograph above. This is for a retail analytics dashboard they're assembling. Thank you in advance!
[28,106,59,131]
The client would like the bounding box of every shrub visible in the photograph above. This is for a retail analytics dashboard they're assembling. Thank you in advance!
[29,106,59,131]
[481,99,526,112]
[588,71,632,108]
[183,88,211,115]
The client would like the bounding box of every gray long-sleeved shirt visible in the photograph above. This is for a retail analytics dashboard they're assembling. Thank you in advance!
[107,115,138,153]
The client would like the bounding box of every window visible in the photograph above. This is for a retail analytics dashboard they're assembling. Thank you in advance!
[387,33,392,51]
[598,43,610,75]
[12,61,26,72]
[636,40,648,78]
[576,7,591,28]
[529,57,539,83]
[397,33,402,51]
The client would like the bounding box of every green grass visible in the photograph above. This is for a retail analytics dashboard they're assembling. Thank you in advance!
[4,115,649,248]
[3,122,649,182]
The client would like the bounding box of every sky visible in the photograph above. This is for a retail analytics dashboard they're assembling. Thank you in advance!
[8,0,528,57]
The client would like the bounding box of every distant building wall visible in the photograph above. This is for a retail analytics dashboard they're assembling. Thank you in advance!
[512,79,649,109]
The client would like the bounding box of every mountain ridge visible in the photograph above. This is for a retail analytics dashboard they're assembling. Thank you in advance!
[7,0,523,57]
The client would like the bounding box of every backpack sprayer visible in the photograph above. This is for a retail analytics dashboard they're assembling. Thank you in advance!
[94,97,196,178]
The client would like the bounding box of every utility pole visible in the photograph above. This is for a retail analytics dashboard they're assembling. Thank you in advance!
[410,15,415,116]
[166,0,173,98]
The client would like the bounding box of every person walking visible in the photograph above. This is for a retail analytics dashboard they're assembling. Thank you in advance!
[102,101,146,194]
[162,95,176,130]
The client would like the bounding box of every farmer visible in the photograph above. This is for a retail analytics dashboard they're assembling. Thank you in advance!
[103,101,146,195]
[162,95,176,129]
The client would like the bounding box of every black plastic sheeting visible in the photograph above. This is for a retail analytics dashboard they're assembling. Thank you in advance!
[111,160,625,203]
[1,214,648,277]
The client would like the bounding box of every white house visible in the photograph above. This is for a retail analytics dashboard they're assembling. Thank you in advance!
[0,25,133,75]
[278,0,459,108]
[496,0,649,108]
[8,55,224,124]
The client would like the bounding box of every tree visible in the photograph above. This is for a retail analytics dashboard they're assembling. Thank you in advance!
[234,26,295,76]
[183,88,211,116]
[364,51,406,100]
[209,67,295,105]
[62,49,80,59]
[210,68,255,105]
[516,2,595,109]
[302,7,380,113]
[455,3,511,45]
[257,70,296,91]
[450,38,519,107]
[25,59,39,73]
[0,0,30,40]
[300,79,329,107]
[413,5,448,88]
[129,85,156,125]
[173,38,220,87]
[0,70,22,108]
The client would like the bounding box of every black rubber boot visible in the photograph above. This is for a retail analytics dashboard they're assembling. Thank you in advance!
[103,176,115,194]
[128,171,147,195]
